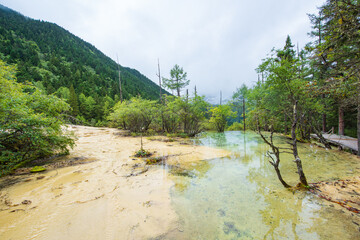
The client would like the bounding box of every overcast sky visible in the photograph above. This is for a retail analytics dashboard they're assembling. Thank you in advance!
[2,0,325,101]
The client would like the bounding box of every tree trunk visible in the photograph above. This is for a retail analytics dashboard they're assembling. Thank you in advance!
[284,112,288,135]
[338,105,345,135]
[274,164,291,188]
[291,101,308,187]
[176,78,180,97]
[322,94,326,132]
[220,91,222,105]
[264,118,269,132]
[243,97,246,131]
[157,59,162,103]
[258,128,291,188]
[119,71,123,102]
[358,77,360,156]
[184,89,189,133]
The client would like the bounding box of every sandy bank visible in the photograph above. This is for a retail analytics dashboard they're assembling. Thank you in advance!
[0,126,230,240]
[310,176,360,225]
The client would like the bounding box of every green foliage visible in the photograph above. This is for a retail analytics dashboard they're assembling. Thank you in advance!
[230,84,248,126]
[160,96,181,133]
[69,84,79,116]
[304,0,359,137]
[243,4,359,139]
[55,87,70,101]
[134,149,152,158]
[0,6,169,123]
[0,59,75,176]
[162,64,190,97]
[209,105,237,132]
[245,35,320,138]
[160,95,209,136]
[108,93,209,137]
[108,97,158,132]
[228,122,243,131]
[318,0,360,79]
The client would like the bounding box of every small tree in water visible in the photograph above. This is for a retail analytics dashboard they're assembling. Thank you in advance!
[257,124,291,188]
[250,35,310,188]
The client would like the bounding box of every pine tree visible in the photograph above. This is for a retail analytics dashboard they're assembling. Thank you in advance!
[162,64,190,97]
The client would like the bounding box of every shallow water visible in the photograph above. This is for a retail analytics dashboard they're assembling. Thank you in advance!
[169,131,360,239]
[0,128,359,239]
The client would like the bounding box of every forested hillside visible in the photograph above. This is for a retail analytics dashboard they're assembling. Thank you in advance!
[0,4,167,125]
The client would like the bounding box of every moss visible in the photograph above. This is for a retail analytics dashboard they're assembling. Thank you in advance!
[170,168,196,178]
[145,156,166,165]
[30,166,46,173]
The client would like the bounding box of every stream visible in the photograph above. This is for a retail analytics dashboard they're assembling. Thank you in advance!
[167,131,360,239]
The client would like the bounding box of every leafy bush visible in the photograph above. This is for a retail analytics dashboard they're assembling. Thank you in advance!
[108,96,158,132]
[161,95,209,136]
[209,105,237,132]
[227,122,243,131]
[108,93,209,137]
[0,60,75,176]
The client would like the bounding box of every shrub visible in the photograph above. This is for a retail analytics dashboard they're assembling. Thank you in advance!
[108,97,158,132]
[0,60,75,176]
[228,122,243,131]
[134,149,152,158]
[209,105,237,132]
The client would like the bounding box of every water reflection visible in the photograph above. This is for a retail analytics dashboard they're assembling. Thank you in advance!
[195,132,228,147]
[170,131,360,239]
[170,160,213,193]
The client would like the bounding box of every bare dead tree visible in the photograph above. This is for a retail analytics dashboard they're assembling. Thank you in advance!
[116,55,123,103]
[243,97,246,131]
[257,118,291,188]
[220,90,222,105]
[291,101,308,187]
[156,58,162,103]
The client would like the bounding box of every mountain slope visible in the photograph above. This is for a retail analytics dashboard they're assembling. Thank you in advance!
[0,4,167,122]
